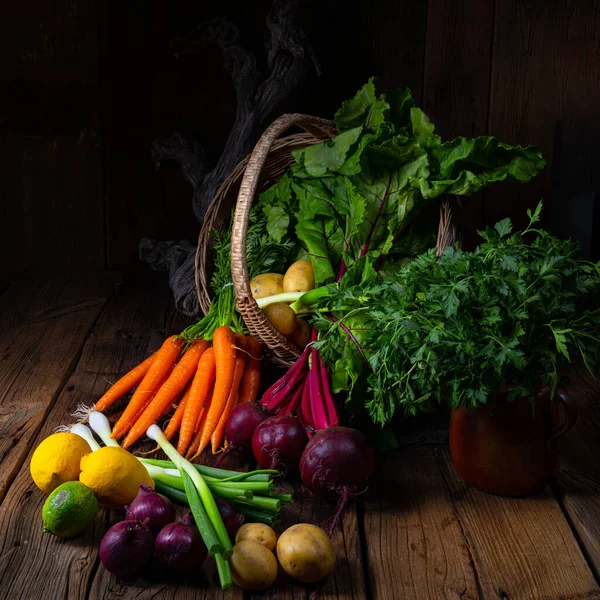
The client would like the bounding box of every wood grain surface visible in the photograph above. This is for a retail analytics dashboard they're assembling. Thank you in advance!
[1,272,599,599]
[0,273,117,502]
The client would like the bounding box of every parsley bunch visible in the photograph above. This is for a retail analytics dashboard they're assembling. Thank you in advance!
[311,203,600,425]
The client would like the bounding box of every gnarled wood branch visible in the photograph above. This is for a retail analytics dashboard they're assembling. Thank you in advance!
[142,0,317,316]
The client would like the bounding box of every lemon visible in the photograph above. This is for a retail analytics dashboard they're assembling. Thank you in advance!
[79,446,154,509]
[30,432,91,494]
[42,481,98,537]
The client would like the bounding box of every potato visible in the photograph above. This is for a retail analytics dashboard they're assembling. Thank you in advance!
[236,523,277,551]
[230,540,278,591]
[283,260,315,293]
[276,524,336,583]
[251,273,284,299]
[288,317,312,349]
[263,303,297,336]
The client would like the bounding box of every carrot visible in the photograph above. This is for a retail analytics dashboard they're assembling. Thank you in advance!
[177,347,216,456]
[211,334,248,453]
[187,385,215,459]
[163,383,192,441]
[111,336,183,439]
[239,335,263,403]
[193,326,237,456]
[95,353,157,412]
[122,340,209,449]
[112,366,174,440]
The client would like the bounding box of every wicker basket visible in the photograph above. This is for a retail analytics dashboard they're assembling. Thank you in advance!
[200,113,460,367]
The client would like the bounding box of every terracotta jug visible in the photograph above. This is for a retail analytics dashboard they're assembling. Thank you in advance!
[449,386,577,496]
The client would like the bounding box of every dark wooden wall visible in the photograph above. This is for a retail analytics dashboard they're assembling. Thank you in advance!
[1,0,599,283]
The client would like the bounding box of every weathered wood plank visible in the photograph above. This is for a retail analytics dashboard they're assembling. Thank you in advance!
[0,273,117,502]
[438,447,600,599]
[554,375,600,582]
[0,273,174,599]
[484,0,600,233]
[367,1,427,102]
[422,0,495,249]
[363,447,479,600]
[0,0,99,82]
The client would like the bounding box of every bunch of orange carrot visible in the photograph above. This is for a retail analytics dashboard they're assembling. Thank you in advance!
[94,326,263,458]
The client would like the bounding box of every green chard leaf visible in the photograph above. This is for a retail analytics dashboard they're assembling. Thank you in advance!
[334,78,389,132]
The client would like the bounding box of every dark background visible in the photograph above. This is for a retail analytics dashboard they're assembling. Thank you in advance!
[1,0,599,286]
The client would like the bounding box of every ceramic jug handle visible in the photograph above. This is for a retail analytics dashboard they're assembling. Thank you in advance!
[548,388,578,442]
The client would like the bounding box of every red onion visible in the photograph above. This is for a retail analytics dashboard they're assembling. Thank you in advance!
[226,402,266,453]
[154,513,207,574]
[215,498,244,536]
[99,520,154,578]
[252,415,308,475]
[125,483,175,535]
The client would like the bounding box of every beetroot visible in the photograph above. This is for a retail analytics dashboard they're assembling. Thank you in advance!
[300,427,375,535]
[252,416,308,475]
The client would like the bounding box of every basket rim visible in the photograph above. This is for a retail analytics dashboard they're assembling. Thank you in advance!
[230,113,338,366]
[194,131,331,318]
[228,113,460,367]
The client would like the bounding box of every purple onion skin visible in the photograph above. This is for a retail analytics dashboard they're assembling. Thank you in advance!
[125,483,175,535]
[215,498,244,537]
[300,427,375,499]
[225,402,266,453]
[99,520,154,578]
[154,513,207,574]
[252,416,308,475]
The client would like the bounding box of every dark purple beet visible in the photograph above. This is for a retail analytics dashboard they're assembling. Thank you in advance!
[225,402,266,452]
[300,427,375,536]
[300,427,375,498]
[215,498,244,536]
[252,415,308,475]
[154,513,207,574]
[99,520,154,578]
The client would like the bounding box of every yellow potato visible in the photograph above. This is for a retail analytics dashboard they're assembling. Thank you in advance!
[236,523,277,551]
[276,524,336,583]
[283,260,315,293]
[263,303,297,336]
[250,273,284,299]
[288,317,312,349]
[230,540,278,591]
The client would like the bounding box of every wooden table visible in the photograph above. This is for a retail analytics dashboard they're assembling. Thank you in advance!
[1,272,599,600]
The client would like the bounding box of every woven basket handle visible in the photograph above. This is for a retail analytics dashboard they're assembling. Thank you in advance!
[231,113,336,299]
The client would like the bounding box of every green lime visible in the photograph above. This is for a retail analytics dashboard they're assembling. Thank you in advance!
[42,481,98,537]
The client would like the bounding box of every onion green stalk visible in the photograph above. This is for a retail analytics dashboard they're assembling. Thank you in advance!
[214,553,233,590]
[181,470,221,554]
[154,480,187,505]
[146,424,233,588]
[140,458,276,482]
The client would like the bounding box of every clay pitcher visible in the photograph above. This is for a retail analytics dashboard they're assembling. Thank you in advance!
[449,386,577,496]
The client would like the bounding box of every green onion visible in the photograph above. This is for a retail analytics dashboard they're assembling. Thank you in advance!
[69,424,101,451]
[233,496,281,513]
[181,470,221,554]
[231,503,281,527]
[214,553,233,590]
[140,458,271,480]
[146,425,233,559]
[88,411,121,447]
[154,480,188,505]
[210,484,253,500]
[274,493,293,503]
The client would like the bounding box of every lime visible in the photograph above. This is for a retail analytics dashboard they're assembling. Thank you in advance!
[42,481,98,538]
